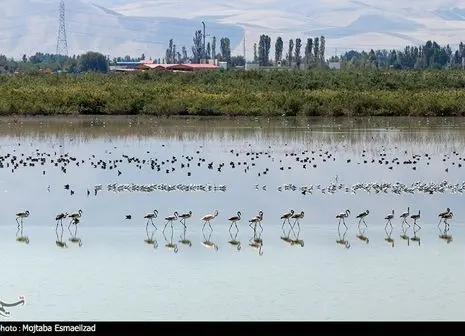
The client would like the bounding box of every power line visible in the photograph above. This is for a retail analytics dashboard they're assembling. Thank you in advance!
[56,0,68,56]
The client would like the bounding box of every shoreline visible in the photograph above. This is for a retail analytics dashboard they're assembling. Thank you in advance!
[2,70,465,117]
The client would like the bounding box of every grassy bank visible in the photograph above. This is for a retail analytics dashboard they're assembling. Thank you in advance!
[1,70,465,117]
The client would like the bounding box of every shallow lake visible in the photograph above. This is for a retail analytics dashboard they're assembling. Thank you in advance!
[1,116,465,321]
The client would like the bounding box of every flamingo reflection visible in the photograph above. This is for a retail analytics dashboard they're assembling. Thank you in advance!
[178,224,192,248]
[15,224,29,245]
[336,223,350,249]
[290,219,304,247]
[201,225,219,251]
[438,217,453,244]
[400,214,410,246]
[384,220,395,248]
[280,220,293,245]
[144,226,158,249]
[68,217,83,247]
[162,224,178,253]
[55,225,67,248]
[228,218,241,251]
[249,226,264,256]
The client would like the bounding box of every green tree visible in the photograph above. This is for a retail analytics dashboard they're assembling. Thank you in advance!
[192,30,203,63]
[78,52,109,72]
[304,38,313,68]
[220,37,231,65]
[295,38,302,68]
[212,36,217,60]
[287,39,294,65]
[275,37,283,65]
[319,36,326,67]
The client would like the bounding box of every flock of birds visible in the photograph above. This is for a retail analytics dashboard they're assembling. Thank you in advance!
[12,205,455,253]
[0,141,464,198]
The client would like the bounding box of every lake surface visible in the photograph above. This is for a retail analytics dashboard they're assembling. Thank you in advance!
[1,116,465,321]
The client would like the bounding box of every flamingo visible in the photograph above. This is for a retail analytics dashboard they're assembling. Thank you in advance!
[356,210,369,227]
[55,212,68,229]
[178,211,192,228]
[163,212,179,232]
[291,211,304,230]
[411,210,421,230]
[228,211,241,231]
[400,207,410,225]
[68,209,82,225]
[249,211,264,230]
[280,209,294,225]
[144,210,158,230]
[336,209,350,229]
[438,208,451,226]
[443,212,453,227]
[201,210,219,230]
[15,210,30,227]
[384,210,394,228]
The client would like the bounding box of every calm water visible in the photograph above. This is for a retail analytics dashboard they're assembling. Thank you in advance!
[1,116,465,321]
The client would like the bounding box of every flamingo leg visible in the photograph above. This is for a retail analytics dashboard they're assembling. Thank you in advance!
[150,218,156,230]
[363,218,367,227]
[163,221,169,233]
[234,222,239,231]
[202,221,207,231]
[343,218,348,230]
[208,221,213,231]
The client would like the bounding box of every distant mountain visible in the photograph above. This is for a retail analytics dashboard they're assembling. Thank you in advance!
[1,0,465,60]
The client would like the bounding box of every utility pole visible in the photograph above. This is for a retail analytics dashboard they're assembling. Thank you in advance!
[202,21,206,64]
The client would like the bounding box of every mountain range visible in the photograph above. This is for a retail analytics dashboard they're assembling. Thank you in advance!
[2,0,465,60]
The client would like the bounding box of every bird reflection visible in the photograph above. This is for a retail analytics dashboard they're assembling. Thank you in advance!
[144,226,158,248]
[228,223,241,251]
[249,225,264,256]
[178,224,192,248]
[280,220,293,245]
[15,225,29,245]
[410,226,421,246]
[356,219,370,244]
[336,224,350,249]
[400,217,410,246]
[438,222,453,244]
[68,218,82,247]
[201,224,219,251]
[290,220,304,247]
[163,224,178,253]
[384,221,395,247]
[55,225,67,248]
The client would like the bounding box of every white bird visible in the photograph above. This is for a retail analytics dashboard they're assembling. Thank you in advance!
[228,211,241,231]
[291,211,304,229]
[163,212,179,232]
[144,209,158,230]
[16,210,30,226]
[336,209,350,229]
[201,210,219,230]
[442,212,453,226]
[356,210,369,227]
[384,209,394,228]
[280,209,294,225]
[68,209,83,229]
[438,207,451,226]
[249,211,264,230]
[400,207,410,225]
[177,211,192,228]
[411,210,421,230]
[55,212,68,229]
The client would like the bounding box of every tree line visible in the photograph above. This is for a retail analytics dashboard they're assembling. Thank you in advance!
[2,32,465,73]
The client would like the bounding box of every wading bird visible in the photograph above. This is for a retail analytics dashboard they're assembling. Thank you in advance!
[228,211,241,231]
[144,210,158,230]
[291,211,304,230]
[201,210,219,230]
[178,211,192,228]
[336,210,350,229]
[163,211,179,232]
[438,208,451,226]
[249,211,264,231]
[356,210,369,228]
[68,209,82,225]
[400,207,410,225]
[55,212,68,229]
[15,210,30,227]
[385,210,395,228]
[280,209,294,226]
[411,210,421,230]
